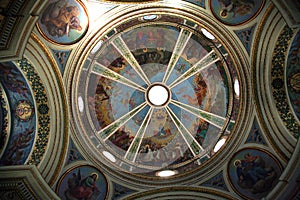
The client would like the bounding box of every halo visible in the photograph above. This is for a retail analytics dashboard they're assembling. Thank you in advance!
[220,9,228,18]
[233,159,241,167]
[91,172,99,180]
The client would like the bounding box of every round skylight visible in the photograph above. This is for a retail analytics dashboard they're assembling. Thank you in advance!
[147,84,170,106]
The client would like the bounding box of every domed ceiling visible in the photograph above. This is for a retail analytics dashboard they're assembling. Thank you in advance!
[0,0,299,200]
[72,12,240,178]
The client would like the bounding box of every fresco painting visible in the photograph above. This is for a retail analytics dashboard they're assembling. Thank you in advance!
[287,30,300,121]
[38,0,88,44]
[201,171,229,191]
[96,43,146,87]
[52,49,71,75]
[66,139,85,165]
[57,165,108,200]
[0,62,36,165]
[136,124,192,168]
[112,182,136,200]
[228,148,281,199]
[246,119,267,145]
[210,0,265,25]
[235,25,256,54]
[78,20,236,175]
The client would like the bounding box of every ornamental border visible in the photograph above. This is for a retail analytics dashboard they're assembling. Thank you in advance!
[18,58,50,165]
[271,25,299,138]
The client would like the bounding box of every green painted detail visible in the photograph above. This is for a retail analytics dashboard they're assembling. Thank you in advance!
[170,51,219,88]
[126,137,140,161]
[271,26,299,138]
[112,37,150,85]
[171,100,225,128]
[125,109,152,161]
[190,141,202,155]
[163,29,192,83]
[93,63,145,91]
[166,106,203,156]
[99,103,146,139]
[185,20,196,28]
[18,58,50,165]
[94,64,120,80]
[107,29,116,38]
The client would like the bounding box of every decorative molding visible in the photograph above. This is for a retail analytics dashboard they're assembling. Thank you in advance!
[124,186,238,200]
[0,0,46,61]
[271,26,299,138]
[252,3,296,162]
[0,165,59,199]
[17,58,50,165]
[0,0,27,50]
[271,0,300,28]
[24,33,69,186]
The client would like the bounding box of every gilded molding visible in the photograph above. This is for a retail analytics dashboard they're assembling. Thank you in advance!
[17,58,50,166]
[124,186,238,200]
[271,26,299,138]
[252,3,291,162]
[26,32,69,186]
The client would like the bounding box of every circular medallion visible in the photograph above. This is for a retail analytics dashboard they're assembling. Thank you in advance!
[15,100,34,121]
[289,71,300,92]
[228,148,282,200]
[71,10,242,180]
[56,165,108,200]
[38,0,89,45]
[209,0,265,25]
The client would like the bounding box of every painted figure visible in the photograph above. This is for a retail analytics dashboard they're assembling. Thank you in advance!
[234,153,277,194]
[65,169,100,200]
[218,0,255,18]
[1,128,34,165]
[41,0,82,37]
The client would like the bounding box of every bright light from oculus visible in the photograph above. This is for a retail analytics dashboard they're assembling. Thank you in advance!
[213,138,226,152]
[234,78,240,97]
[148,85,169,106]
[103,151,116,162]
[78,96,84,112]
[201,28,215,40]
[143,14,158,21]
[156,170,176,177]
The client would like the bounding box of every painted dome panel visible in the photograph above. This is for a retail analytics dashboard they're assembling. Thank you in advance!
[72,13,240,178]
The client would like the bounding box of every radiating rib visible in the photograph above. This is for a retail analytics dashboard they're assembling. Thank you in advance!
[124,107,153,162]
[162,29,193,84]
[98,102,147,140]
[170,99,226,129]
[165,106,204,156]
[92,61,146,92]
[171,99,236,133]
[169,50,219,89]
[112,36,151,85]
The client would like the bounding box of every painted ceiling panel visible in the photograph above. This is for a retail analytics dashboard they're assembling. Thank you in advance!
[0,0,299,200]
